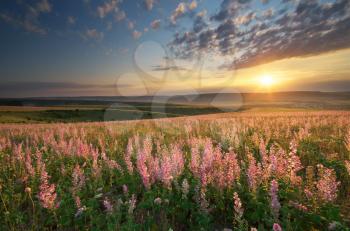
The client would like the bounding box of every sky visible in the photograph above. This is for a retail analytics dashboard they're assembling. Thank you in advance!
[0,0,349,97]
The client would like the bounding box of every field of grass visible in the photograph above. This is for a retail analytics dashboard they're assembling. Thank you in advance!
[0,111,349,230]
[1,92,349,123]
[0,104,223,123]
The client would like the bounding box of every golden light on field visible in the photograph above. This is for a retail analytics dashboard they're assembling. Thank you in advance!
[259,75,274,87]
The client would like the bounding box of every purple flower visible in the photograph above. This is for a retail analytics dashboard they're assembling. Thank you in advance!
[269,180,281,219]
[273,223,282,231]
[38,164,57,210]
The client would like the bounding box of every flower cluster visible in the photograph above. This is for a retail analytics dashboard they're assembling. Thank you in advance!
[38,164,57,210]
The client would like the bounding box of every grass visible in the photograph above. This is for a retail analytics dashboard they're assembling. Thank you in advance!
[0,111,349,230]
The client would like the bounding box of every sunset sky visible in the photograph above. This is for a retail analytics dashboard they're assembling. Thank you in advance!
[0,0,350,97]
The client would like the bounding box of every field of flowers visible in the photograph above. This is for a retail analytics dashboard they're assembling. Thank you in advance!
[0,111,350,230]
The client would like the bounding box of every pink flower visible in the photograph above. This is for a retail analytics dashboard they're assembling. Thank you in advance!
[316,164,340,202]
[122,184,128,195]
[136,147,151,189]
[25,148,35,177]
[38,164,57,210]
[269,180,281,219]
[101,152,122,172]
[125,138,134,174]
[75,196,81,208]
[304,188,313,199]
[103,197,113,214]
[154,197,162,205]
[273,223,282,231]
[289,201,308,212]
[72,164,85,193]
[91,147,100,177]
[247,153,262,192]
[233,192,244,219]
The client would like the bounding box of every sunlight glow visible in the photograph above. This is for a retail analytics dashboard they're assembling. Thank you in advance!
[259,75,274,87]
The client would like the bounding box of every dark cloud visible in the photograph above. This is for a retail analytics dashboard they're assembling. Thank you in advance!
[170,0,350,70]
[211,0,252,21]
[193,12,208,33]
[0,0,53,35]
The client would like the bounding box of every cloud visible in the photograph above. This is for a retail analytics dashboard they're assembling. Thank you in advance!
[234,11,255,25]
[262,8,274,18]
[97,0,117,18]
[170,2,187,24]
[189,1,198,10]
[150,19,161,30]
[211,0,252,22]
[36,0,52,13]
[170,0,350,70]
[0,0,53,35]
[0,81,117,92]
[85,28,104,41]
[115,10,126,21]
[132,30,142,39]
[144,0,155,11]
[67,16,76,25]
[128,21,135,30]
[193,11,208,33]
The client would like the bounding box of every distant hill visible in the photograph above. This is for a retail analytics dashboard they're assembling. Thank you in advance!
[1,91,350,110]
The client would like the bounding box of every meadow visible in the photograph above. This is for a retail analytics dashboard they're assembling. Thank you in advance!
[0,111,349,230]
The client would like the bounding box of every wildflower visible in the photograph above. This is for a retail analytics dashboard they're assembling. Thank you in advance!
[101,152,122,171]
[136,148,151,189]
[304,188,313,199]
[247,153,262,192]
[154,197,162,205]
[38,164,57,210]
[72,164,85,193]
[305,166,314,186]
[345,160,350,176]
[269,180,281,220]
[289,201,308,212]
[199,188,209,213]
[316,164,340,202]
[75,196,81,208]
[25,149,35,177]
[328,221,340,230]
[233,192,244,219]
[91,148,100,177]
[122,184,128,195]
[75,206,86,218]
[223,151,241,188]
[25,187,32,194]
[103,197,113,214]
[273,223,282,231]
[181,179,189,199]
[346,130,350,152]
[128,194,137,214]
[125,138,134,174]
[287,140,303,185]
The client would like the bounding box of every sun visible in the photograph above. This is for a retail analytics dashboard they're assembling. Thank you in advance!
[259,75,274,87]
